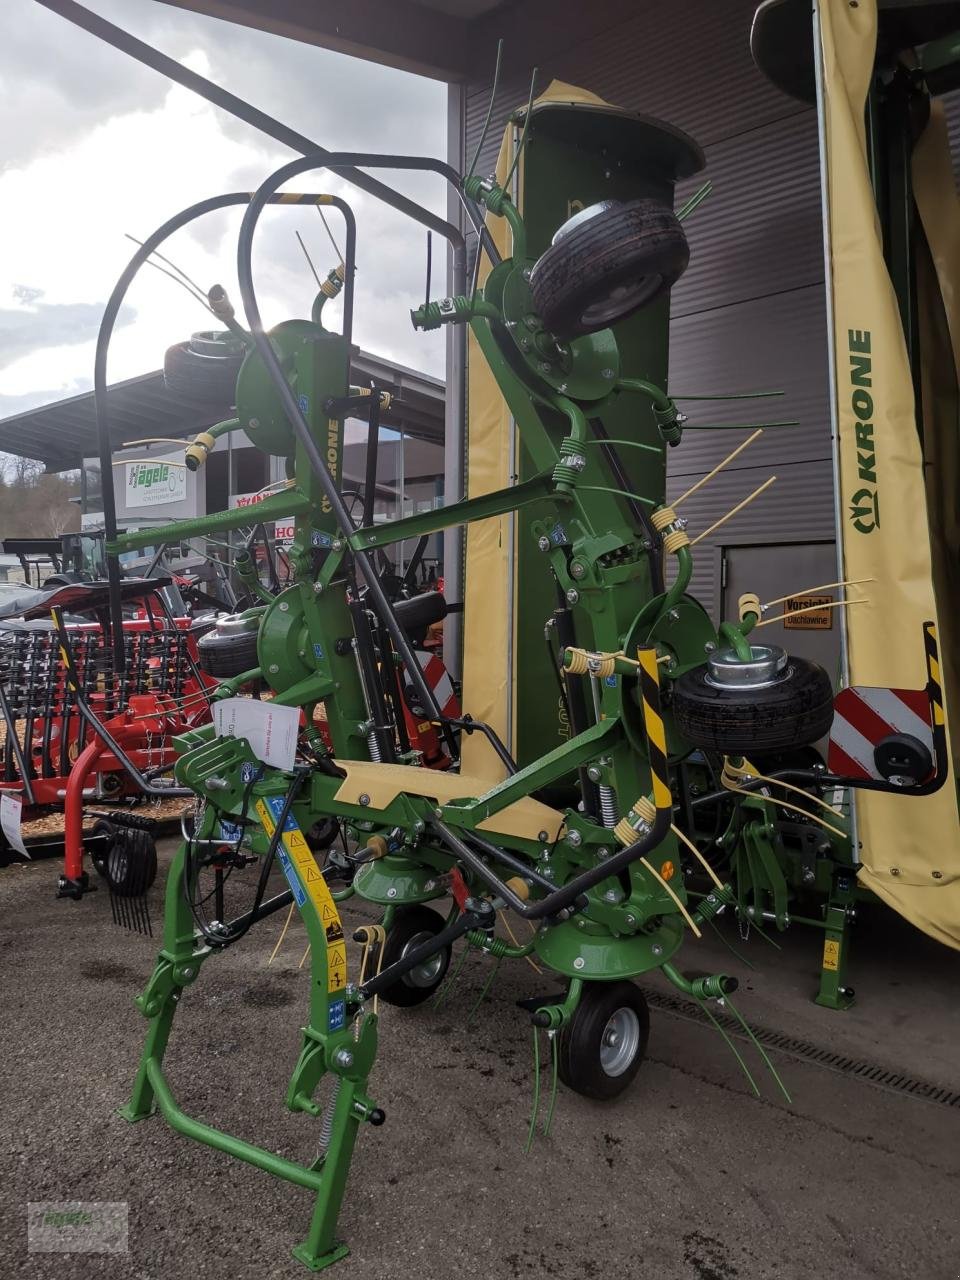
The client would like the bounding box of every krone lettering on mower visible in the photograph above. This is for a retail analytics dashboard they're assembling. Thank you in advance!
[847,329,879,534]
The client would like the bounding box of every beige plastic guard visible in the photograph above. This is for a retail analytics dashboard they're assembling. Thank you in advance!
[461,80,610,781]
[818,0,960,946]
[332,761,565,843]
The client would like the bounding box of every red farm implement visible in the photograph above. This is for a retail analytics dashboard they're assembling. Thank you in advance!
[0,578,214,904]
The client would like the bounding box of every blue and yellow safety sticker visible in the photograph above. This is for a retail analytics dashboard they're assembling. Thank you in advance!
[256,795,348,1029]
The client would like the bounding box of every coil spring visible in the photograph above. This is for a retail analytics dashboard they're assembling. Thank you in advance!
[565,647,618,678]
[465,929,513,957]
[738,592,761,621]
[663,527,690,553]
[367,732,382,763]
[552,456,584,487]
[599,785,619,828]
[650,505,678,532]
[319,1078,342,1150]
[614,795,657,846]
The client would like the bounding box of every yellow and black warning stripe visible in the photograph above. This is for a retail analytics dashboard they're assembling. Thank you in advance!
[923,621,944,727]
[636,647,672,810]
[266,192,336,206]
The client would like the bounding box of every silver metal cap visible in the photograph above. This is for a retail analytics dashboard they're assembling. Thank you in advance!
[705,644,788,690]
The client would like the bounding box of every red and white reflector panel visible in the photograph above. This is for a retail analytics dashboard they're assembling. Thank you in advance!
[410,649,460,719]
[828,686,933,781]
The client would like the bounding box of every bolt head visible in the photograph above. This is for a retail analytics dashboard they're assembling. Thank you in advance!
[279,601,289,612]
[565,588,579,605]
[538,830,549,842]
[587,766,601,783]
[651,943,663,957]
[537,536,551,552]
[314,582,324,593]
[268,663,279,674]
[566,830,582,848]
[386,887,397,899]
[358,793,370,806]
[570,561,585,579]
[603,889,618,902]
[334,1049,354,1068]
[573,957,585,970]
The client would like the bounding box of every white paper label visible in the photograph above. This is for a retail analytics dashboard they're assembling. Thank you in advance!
[1,792,29,857]
[212,698,299,771]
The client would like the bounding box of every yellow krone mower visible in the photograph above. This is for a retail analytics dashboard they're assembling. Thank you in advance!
[39,0,958,1270]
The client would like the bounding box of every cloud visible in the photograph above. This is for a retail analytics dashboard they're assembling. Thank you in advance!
[0,288,134,371]
[0,0,447,440]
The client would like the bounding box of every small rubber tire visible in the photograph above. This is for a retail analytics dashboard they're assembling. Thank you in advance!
[529,198,689,338]
[106,827,158,898]
[558,981,650,1100]
[672,655,835,756]
[197,621,260,679]
[163,334,244,403]
[89,818,115,878]
[372,904,451,1007]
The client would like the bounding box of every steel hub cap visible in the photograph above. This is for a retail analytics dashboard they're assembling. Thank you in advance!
[704,643,789,691]
[600,1007,641,1076]
[399,930,445,989]
[580,276,662,328]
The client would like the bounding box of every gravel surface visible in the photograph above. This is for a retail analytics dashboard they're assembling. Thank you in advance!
[2,841,959,1280]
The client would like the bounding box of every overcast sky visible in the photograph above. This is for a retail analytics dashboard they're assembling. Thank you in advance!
[0,0,447,435]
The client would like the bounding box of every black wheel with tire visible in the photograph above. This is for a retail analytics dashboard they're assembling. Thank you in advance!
[163,331,245,402]
[105,827,158,897]
[89,818,115,878]
[197,615,260,679]
[558,980,650,1100]
[529,198,689,338]
[672,655,834,756]
[371,904,451,1007]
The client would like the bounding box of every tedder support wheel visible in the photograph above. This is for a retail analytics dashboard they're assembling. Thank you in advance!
[372,904,451,1007]
[163,330,245,402]
[105,827,158,898]
[197,615,260,679]
[672,653,834,756]
[558,981,650,1100]
[529,198,689,338]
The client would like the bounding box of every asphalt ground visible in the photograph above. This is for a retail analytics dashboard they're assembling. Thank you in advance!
[2,839,959,1280]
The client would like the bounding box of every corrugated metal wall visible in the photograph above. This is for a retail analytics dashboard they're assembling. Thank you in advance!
[462,3,960,618]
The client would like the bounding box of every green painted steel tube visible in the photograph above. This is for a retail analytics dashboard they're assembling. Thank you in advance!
[660,961,736,1001]
[662,545,693,614]
[350,470,558,550]
[718,621,753,661]
[109,491,311,553]
[143,1057,325,1191]
[184,416,240,471]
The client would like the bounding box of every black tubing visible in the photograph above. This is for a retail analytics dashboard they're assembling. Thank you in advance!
[430,801,672,921]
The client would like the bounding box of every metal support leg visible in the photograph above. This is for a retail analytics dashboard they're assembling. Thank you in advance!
[815,874,855,1010]
[121,843,200,1121]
